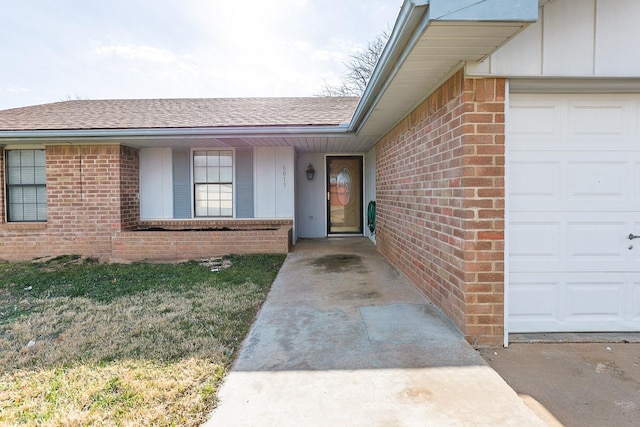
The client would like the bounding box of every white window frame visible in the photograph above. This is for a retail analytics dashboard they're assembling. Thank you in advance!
[191,148,236,218]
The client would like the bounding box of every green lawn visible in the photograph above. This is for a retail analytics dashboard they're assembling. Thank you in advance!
[0,254,285,426]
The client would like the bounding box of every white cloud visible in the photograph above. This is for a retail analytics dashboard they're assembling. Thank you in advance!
[6,87,30,94]
[94,43,177,63]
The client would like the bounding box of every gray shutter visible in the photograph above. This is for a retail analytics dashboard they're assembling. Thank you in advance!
[172,148,191,219]
[235,148,254,218]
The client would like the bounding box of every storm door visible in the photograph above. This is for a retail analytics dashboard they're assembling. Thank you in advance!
[326,156,363,234]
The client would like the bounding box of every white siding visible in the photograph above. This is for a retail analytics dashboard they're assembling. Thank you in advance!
[468,0,640,78]
[255,146,295,219]
[140,147,173,219]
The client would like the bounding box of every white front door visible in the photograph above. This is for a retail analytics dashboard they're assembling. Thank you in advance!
[508,93,640,333]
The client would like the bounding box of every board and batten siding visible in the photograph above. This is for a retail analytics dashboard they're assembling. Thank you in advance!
[140,147,173,219]
[254,146,295,219]
[467,0,640,78]
[139,146,294,221]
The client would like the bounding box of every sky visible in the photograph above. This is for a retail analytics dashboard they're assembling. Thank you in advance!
[0,0,398,110]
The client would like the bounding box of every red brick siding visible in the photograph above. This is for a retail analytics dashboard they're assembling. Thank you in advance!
[376,70,505,346]
[0,145,139,260]
[112,220,293,262]
[119,146,140,230]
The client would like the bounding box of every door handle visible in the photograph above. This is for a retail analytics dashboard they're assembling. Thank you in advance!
[629,233,640,240]
[327,192,331,201]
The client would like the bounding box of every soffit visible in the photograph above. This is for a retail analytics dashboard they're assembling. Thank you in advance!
[356,20,531,141]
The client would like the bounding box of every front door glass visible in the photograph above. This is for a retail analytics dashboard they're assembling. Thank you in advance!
[327,156,362,234]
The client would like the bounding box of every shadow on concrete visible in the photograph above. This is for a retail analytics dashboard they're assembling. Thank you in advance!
[204,238,548,426]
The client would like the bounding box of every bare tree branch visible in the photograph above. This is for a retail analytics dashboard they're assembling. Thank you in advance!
[319,30,390,97]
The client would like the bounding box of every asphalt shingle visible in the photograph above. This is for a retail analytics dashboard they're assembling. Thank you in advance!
[0,97,360,131]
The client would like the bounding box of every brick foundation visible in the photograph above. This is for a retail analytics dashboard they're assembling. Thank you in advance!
[112,220,292,262]
[376,69,506,346]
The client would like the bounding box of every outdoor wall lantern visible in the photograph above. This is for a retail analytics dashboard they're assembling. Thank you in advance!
[306,163,315,180]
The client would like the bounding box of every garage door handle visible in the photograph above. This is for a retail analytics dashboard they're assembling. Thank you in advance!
[629,233,640,240]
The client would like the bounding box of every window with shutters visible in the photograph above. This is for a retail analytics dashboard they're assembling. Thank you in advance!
[5,149,47,222]
[193,150,233,217]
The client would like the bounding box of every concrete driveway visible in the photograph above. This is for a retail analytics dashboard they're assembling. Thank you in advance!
[482,342,640,427]
[205,238,545,426]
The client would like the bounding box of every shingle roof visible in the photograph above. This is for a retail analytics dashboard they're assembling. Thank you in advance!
[0,97,360,131]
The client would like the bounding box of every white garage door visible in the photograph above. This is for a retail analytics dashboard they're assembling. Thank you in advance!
[508,93,640,333]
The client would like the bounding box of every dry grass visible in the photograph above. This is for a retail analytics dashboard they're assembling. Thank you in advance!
[0,254,285,426]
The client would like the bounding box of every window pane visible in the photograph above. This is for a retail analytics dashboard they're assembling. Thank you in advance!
[7,166,21,184]
[37,186,47,203]
[220,167,232,182]
[220,151,233,167]
[207,166,220,182]
[37,203,48,221]
[207,200,221,217]
[20,150,35,167]
[21,167,35,184]
[22,187,37,204]
[220,201,233,216]
[34,166,46,184]
[7,151,21,167]
[9,203,23,222]
[22,204,37,221]
[193,151,207,167]
[220,184,233,200]
[207,153,220,167]
[9,187,23,204]
[34,149,46,166]
[195,203,208,217]
[194,166,207,183]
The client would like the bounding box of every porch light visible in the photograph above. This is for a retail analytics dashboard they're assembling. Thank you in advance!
[306,163,315,180]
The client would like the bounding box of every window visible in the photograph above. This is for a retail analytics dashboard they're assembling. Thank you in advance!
[193,150,233,217]
[6,149,47,222]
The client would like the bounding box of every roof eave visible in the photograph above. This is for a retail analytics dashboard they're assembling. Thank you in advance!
[349,0,539,136]
[0,124,353,144]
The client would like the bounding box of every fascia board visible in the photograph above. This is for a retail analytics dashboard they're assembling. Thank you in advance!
[0,124,353,143]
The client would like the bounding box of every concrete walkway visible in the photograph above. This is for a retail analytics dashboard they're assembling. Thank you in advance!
[204,238,546,426]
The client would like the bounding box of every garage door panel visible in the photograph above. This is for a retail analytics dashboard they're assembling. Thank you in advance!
[566,281,626,320]
[566,222,628,262]
[569,102,631,140]
[509,276,560,320]
[509,161,561,204]
[510,102,562,139]
[508,93,640,333]
[510,222,560,261]
[567,161,627,202]
[509,274,639,332]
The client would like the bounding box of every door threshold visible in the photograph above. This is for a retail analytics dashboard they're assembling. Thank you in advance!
[328,234,364,238]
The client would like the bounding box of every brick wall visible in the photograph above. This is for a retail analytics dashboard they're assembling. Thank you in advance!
[0,145,140,260]
[376,69,505,346]
[112,220,293,262]
[119,146,140,230]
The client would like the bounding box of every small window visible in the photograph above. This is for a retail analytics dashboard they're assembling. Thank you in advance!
[193,150,233,217]
[6,149,47,222]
